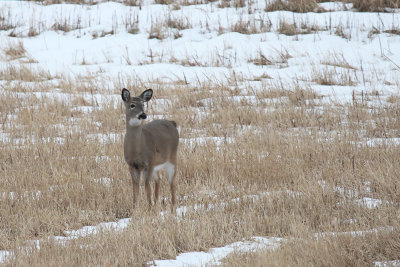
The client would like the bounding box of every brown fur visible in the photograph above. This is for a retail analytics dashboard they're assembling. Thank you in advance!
[121,88,179,210]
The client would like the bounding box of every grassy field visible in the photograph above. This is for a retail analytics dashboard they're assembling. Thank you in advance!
[1,0,400,265]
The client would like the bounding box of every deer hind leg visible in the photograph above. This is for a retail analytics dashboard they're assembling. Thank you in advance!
[170,180,176,209]
[165,162,176,209]
[153,169,160,204]
[129,166,140,208]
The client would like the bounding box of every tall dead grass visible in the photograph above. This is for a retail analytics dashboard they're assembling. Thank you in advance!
[223,228,400,266]
[351,0,400,12]
[0,66,399,264]
[265,0,320,13]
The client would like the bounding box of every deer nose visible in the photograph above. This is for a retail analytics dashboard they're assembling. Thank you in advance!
[138,113,147,120]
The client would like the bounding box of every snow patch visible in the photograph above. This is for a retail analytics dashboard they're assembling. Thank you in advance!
[149,236,283,267]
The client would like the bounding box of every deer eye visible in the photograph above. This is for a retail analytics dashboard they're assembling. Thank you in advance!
[130,104,135,109]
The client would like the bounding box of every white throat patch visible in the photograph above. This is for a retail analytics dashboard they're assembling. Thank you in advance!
[129,118,141,127]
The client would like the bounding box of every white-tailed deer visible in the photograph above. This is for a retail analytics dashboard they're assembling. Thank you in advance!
[121,88,179,210]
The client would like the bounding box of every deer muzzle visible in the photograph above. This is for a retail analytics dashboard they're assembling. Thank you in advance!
[138,113,147,120]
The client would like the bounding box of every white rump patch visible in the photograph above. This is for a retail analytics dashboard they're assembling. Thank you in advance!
[129,118,141,127]
[153,162,175,183]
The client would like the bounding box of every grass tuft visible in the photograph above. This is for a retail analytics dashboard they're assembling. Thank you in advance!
[266,0,319,13]
[352,0,400,12]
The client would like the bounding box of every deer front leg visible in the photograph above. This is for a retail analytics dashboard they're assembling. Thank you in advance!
[129,166,140,208]
[143,168,153,207]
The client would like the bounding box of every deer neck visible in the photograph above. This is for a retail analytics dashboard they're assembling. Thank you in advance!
[126,118,143,137]
[125,118,145,151]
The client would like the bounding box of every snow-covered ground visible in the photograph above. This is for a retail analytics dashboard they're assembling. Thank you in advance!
[1,0,400,265]
[1,0,399,100]
[149,236,283,266]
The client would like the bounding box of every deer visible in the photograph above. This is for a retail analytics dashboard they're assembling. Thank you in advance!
[121,88,179,211]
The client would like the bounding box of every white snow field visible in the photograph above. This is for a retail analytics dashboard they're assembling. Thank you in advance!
[1,0,400,265]
[0,0,399,99]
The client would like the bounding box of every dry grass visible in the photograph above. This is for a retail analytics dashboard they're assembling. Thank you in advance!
[351,0,400,12]
[0,10,17,32]
[1,1,400,265]
[121,0,141,6]
[230,17,271,34]
[0,65,53,82]
[222,229,400,266]
[27,0,99,4]
[1,66,400,264]
[3,41,26,61]
[51,20,80,33]
[21,0,400,12]
[278,20,301,35]
[148,20,168,40]
[248,47,292,68]
[277,19,324,36]
[166,15,191,30]
[124,13,140,34]
[266,0,399,13]
[321,52,357,70]
[266,0,320,13]
[311,65,357,86]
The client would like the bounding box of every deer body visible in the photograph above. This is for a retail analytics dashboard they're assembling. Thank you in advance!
[122,88,179,209]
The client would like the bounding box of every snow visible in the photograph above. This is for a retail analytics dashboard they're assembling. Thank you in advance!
[149,236,283,267]
[0,251,11,263]
[375,260,400,267]
[63,217,132,238]
[355,197,383,209]
[180,136,234,148]
[0,1,399,101]
[151,225,394,267]
[364,138,400,147]
[1,190,42,201]
[315,226,394,240]
[318,180,395,210]
[93,177,113,186]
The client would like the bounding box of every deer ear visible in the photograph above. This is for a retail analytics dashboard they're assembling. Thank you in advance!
[121,88,130,102]
[140,89,153,102]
